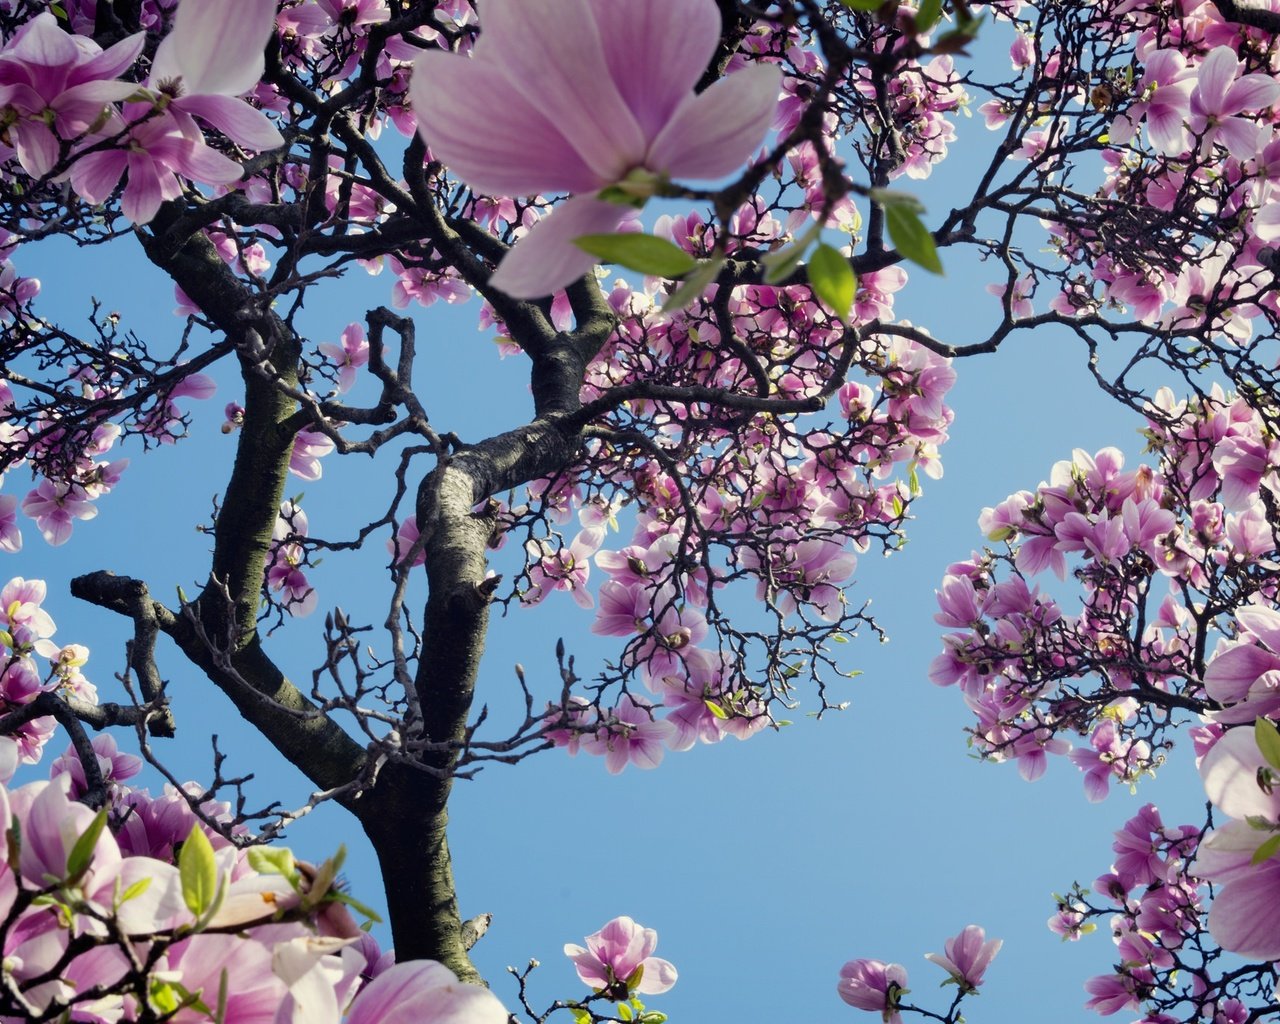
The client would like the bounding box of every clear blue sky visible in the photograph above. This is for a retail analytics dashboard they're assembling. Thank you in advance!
[11,28,1217,1024]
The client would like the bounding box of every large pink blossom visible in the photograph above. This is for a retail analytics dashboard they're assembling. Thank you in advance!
[345,960,509,1024]
[837,959,908,1022]
[924,925,1001,992]
[1196,725,1280,960]
[410,0,780,297]
[564,915,678,996]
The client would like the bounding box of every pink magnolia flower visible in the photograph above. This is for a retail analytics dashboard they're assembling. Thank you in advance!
[924,925,1001,992]
[1203,606,1280,723]
[410,0,781,297]
[0,13,145,178]
[580,694,674,774]
[147,0,285,152]
[564,915,678,996]
[1197,724,1280,960]
[345,960,509,1024]
[1186,47,1280,160]
[319,323,370,394]
[837,959,908,1022]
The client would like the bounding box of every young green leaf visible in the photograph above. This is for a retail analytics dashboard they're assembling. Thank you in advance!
[915,0,943,32]
[761,243,806,286]
[66,808,109,882]
[179,824,220,917]
[883,203,943,274]
[1256,717,1280,773]
[807,243,856,319]
[575,234,696,278]
[247,845,298,880]
[1252,833,1280,866]
[661,255,725,314]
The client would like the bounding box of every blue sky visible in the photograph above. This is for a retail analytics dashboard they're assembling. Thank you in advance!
[7,17,1223,1020]
[14,227,1215,1023]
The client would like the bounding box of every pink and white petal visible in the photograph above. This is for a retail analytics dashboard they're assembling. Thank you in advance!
[410,52,601,196]
[53,80,145,136]
[1214,117,1261,161]
[1221,74,1280,117]
[1238,606,1280,653]
[73,30,147,84]
[1193,47,1240,115]
[1207,860,1280,960]
[177,94,284,150]
[1200,725,1280,820]
[597,0,721,138]
[162,138,246,185]
[122,152,168,224]
[636,956,678,995]
[9,13,80,69]
[481,0,646,183]
[1146,105,1189,155]
[13,122,59,178]
[487,195,627,299]
[647,64,781,181]
[69,149,128,205]
[150,0,277,96]
[1254,204,1280,243]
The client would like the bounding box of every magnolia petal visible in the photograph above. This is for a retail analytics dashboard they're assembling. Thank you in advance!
[9,13,80,69]
[150,0,277,96]
[482,0,646,183]
[74,30,146,84]
[1200,725,1280,820]
[161,137,246,186]
[597,0,721,137]
[638,956,678,995]
[1238,606,1280,653]
[69,148,127,205]
[488,195,627,299]
[178,94,284,150]
[122,152,167,224]
[1192,47,1240,116]
[647,63,781,181]
[1222,74,1280,117]
[1207,859,1280,960]
[13,121,59,178]
[345,961,508,1024]
[1145,103,1189,156]
[410,51,600,196]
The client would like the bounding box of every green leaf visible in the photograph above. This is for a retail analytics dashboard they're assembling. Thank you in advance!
[66,809,108,883]
[1256,718,1280,772]
[838,0,890,9]
[915,0,943,32]
[761,243,808,286]
[639,1014,668,1024]
[661,256,725,314]
[246,846,298,880]
[617,1003,634,1021]
[908,461,922,497]
[808,244,856,319]
[570,1009,592,1024]
[179,824,219,917]
[119,876,153,905]
[882,201,942,274]
[331,889,384,924]
[1252,833,1280,866]
[574,234,696,278]
[704,699,729,720]
[625,964,645,992]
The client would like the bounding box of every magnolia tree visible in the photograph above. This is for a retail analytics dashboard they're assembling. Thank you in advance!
[0,0,1279,1019]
